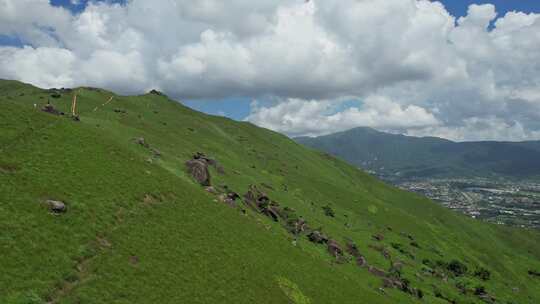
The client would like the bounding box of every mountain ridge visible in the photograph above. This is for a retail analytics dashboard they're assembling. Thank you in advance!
[1,79,540,303]
[296,127,540,180]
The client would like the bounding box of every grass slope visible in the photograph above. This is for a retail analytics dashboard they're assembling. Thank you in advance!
[296,127,540,180]
[1,80,540,304]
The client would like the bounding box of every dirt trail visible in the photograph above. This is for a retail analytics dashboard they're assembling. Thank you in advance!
[92,96,114,112]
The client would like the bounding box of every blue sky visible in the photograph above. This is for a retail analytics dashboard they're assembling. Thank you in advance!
[442,0,540,17]
[50,0,126,13]
[46,0,540,17]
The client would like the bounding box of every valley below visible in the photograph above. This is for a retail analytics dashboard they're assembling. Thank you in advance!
[377,174,540,229]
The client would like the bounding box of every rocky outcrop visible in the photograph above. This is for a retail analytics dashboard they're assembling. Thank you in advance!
[327,239,344,258]
[243,185,282,221]
[186,158,211,186]
[368,266,387,277]
[308,231,328,244]
[149,89,165,96]
[346,240,367,267]
[193,152,225,174]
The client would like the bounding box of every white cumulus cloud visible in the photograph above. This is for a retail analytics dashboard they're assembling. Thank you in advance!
[0,0,540,140]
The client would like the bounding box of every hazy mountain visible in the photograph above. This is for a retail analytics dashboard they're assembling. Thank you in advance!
[296,127,540,180]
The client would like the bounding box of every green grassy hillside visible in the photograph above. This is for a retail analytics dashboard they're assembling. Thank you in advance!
[296,127,540,180]
[1,80,540,304]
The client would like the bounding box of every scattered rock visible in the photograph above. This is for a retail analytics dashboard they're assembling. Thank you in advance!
[244,185,270,209]
[265,206,281,222]
[97,237,112,248]
[151,148,161,157]
[193,152,224,174]
[149,89,165,96]
[218,194,234,206]
[261,183,275,190]
[143,194,159,205]
[369,244,391,260]
[345,241,360,256]
[135,137,150,148]
[186,159,211,186]
[345,240,367,266]
[243,184,282,220]
[45,200,67,214]
[41,103,64,116]
[205,186,219,195]
[308,231,329,244]
[288,217,308,236]
[216,164,225,175]
[227,192,240,200]
[129,255,139,265]
[217,191,241,207]
[529,269,540,277]
[368,266,387,277]
[0,163,19,174]
[372,234,384,241]
[327,240,344,258]
[475,286,496,303]
[383,278,404,289]
[357,256,368,267]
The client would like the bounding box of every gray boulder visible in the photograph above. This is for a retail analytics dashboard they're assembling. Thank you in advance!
[46,200,67,213]
[186,159,211,186]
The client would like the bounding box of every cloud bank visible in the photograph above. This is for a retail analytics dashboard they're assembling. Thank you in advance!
[1,0,540,141]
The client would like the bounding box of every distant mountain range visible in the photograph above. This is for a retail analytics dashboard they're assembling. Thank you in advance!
[296,127,540,180]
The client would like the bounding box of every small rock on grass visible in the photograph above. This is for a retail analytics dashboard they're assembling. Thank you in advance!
[45,200,67,214]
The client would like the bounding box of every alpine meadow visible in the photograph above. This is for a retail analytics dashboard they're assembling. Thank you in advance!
[1,80,539,303]
[2,0,540,303]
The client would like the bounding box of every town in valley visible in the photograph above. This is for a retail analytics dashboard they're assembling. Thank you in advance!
[372,173,540,229]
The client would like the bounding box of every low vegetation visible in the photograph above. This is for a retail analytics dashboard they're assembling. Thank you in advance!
[1,79,540,303]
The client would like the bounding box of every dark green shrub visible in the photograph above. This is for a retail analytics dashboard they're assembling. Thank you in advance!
[322,205,335,217]
[474,285,486,296]
[447,260,468,276]
[474,267,491,281]
[417,288,424,299]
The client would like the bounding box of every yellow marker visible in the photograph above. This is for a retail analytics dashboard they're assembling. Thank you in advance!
[72,93,78,116]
